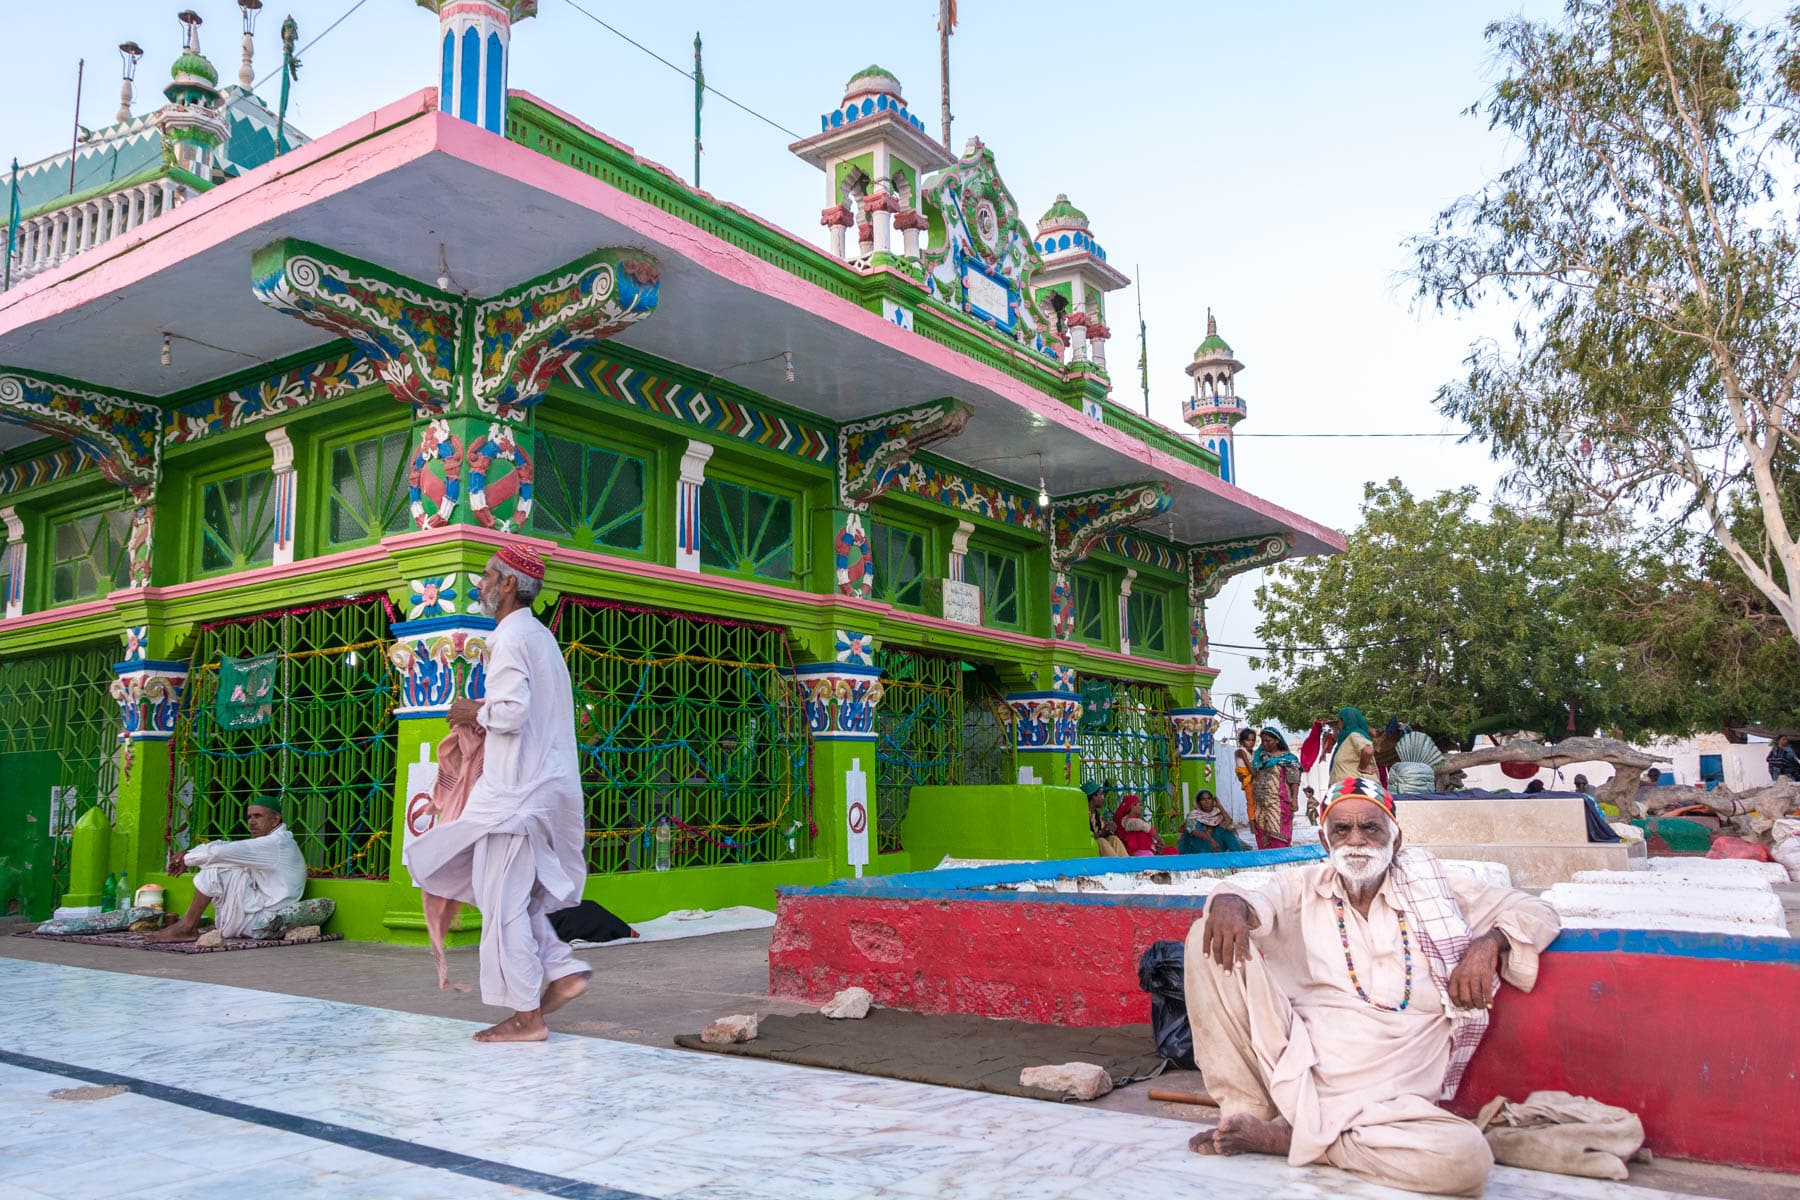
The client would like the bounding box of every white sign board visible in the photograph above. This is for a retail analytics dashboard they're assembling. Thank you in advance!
[962,266,1012,326]
[939,579,983,626]
[845,757,870,876]
[401,743,440,890]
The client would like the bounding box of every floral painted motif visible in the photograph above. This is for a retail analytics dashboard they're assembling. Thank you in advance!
[1007,692,1083,751]
[126,486,155,588]
[888,459,1046,533]
[1051,483,1171,568]
[408,419,463,530]
[389,621,492,716]
[407,574,461,620]
[167,350,382,445]
[834,513,873,600]
[919,137,1048,348]
[1049,570,1075,641]
[110,665,187,742]
[1188,534,1293,603]
[251,240,461,415]
[0,371,162,487]
[834,630,875,667]
[837,398,972,509]
[1171,708,1219,761]
[1051,666,1077,694]
[472,250,662,420]
[467,424,534,532]
[791,664,885,740]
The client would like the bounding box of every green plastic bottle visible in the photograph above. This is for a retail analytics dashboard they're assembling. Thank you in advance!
[100,871,116,912]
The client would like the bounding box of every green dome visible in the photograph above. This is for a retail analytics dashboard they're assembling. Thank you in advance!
[1193,311,1235,360]
[171,48,218,86]
[1039,193,1089,227]
[842,65,904,104]
[847,64,900,87]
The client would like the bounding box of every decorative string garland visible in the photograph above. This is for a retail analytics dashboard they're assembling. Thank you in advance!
[1333,895,1413,1012]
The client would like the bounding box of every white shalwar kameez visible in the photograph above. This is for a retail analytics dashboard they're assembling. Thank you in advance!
[404,607,591,1012]
[185,825,307,937]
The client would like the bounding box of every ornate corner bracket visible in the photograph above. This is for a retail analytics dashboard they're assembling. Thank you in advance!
[1049,482,1170,568]
[836,397,972,510]
[0,369,162,488]
[1187,533,1293,603]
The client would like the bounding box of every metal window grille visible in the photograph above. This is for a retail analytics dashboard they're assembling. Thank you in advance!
[534,432,648,552]
[168,596,398,879]
[1073,571,1106,643]
[0,643,120,900]
[198,471,276,573]
[327,430,413,545]
[49,508,134,603]
[966,547,1020,628]
[1128,589,1169,657]
[553,597,813,873]
[870,521,925,608]
[873,646,961,853]
[699,479,794,580]
[1078,676,1179,839]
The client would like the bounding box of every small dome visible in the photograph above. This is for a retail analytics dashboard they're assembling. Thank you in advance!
[1039,193,1089,228]
[171,48,218,87]
[843,65,904,107]
[1193,311,1234,360]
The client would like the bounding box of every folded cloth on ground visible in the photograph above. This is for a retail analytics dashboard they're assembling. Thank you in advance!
[1476,1091,1645,1180]
[573,906,774,948]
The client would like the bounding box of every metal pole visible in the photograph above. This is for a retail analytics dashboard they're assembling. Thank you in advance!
[68,59,85,195]
[693,32,703,189]
[939,0,953,150]
[5,158,19,291]
[1136,266,1150,416]
[276,16,299,155]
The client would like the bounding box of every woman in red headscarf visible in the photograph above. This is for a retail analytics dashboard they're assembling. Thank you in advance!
[1112,793,1161,856]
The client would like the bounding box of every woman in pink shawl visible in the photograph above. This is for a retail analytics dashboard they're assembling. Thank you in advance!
[1112,793,1163,856]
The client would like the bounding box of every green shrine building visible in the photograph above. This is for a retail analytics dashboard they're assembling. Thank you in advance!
[0,3,1342,938]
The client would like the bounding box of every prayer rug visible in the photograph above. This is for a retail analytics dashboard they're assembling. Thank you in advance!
[675,1008,1171,1101]
[14,929,343,954]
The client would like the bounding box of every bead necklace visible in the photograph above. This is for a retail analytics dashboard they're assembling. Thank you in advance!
[1332,895,1412,1011]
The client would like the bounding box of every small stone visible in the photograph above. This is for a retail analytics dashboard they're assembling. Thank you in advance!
[283,925,322,942]
[700,1014,759,1044]
[1020,1062,1113,1100]
[196,929,225,948]
[821,987,873,1020]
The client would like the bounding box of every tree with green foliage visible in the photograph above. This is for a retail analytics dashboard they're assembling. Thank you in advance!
[1411,0,1800,649]
[1250,481,1626,745]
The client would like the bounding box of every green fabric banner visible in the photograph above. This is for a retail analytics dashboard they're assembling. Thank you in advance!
[216,653,278,731]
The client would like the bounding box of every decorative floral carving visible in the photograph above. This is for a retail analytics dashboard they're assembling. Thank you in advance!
[408,419,464,530]
[791,664,884,740]
[467,424,534,532]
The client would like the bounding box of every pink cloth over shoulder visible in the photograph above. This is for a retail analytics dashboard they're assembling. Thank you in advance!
[424,725,486,990]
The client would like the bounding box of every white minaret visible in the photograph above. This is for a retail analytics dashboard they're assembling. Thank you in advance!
[418,0,536,135]
[1183,310,1248,485]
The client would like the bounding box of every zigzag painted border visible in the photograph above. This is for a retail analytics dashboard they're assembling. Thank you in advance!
[559,352,833,464]
[1096,531,1184,573]
[0,445,91,497]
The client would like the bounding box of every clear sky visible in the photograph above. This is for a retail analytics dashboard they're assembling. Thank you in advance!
[3,0,1585,727]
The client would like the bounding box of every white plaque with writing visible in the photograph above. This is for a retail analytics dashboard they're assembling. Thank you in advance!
[940,579,983,626]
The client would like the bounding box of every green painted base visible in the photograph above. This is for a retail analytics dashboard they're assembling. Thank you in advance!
[900,784,1091,866]
[1014,748,1081,790]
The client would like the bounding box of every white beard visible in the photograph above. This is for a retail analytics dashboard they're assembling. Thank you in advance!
[478,591,498,619]
[1331,839,1394,889]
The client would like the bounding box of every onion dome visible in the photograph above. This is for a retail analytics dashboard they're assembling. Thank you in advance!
[843,65,904,107]
[1038,194,1089,233]
[1193,311,1235,361]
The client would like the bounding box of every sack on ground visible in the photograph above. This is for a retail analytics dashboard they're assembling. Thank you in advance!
[1476,1090,1645,1180]
[548,899,634,943]
[1137,939,1194,1070]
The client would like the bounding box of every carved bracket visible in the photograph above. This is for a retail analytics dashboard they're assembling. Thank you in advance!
[1049,482,1170,568]
[471,248,661,421]
[0,369,162,487]
[253,239,462,415]
[1188,533,1293,603]
[837,397,971,510]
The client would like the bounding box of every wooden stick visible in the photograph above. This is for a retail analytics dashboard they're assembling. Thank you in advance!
[1148,1088,1217,1106]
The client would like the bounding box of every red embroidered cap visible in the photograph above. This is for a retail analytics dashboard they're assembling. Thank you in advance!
[496,542,546,581]
[1320,776,1398,824]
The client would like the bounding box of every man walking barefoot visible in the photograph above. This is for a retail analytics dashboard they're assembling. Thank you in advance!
[404,542,592,1042]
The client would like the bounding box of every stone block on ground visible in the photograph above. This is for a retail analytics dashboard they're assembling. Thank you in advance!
[1020,1062,1113,1100]
[196,929,225,948]
[701,1014,759,1044]
[282,925,323,942]
[821,987,873,1019]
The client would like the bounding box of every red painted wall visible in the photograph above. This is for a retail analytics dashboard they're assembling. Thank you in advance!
[772,893,1800,1173]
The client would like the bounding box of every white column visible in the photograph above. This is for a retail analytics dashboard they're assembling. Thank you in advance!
[1092,331,1108,370]
[871,144,893,257]
[84,202,101,250]
[675,440,714,572]
[265,427,297,566]
[1118,568,1136,656]
[50,212,68,264]
[1,507,25,619]
[159,178,174,214]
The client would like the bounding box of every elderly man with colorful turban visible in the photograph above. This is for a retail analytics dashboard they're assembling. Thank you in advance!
[1183,778,1560,1196]
[404,542,591,1042]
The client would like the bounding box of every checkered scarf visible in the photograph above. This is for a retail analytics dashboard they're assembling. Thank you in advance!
[1389,848,1493,1099]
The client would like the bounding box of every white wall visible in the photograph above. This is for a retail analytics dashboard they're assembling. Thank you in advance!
[1457,734,1772,794]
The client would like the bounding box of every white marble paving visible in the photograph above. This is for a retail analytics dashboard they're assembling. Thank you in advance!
[0,959,1698,1200]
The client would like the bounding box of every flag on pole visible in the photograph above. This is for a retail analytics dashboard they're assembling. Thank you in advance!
[938,0,958,32]
[276,16,301,155]
[693,32,703,188]
[1135,267,1150,414]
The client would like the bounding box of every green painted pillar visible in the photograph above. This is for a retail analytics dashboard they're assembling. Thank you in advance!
[107,640,189,893]
[64,806,111,912]
[382,611,495,943]
[1171,703,1220,813]
[790,655,884,879]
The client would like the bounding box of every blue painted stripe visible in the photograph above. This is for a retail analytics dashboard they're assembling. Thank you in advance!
[0,1048,650,1199]
[810,844,1326,895]
[459,27,481,124]
[484,31,504,133]
[440,31,454,112]
[1545,926,1800,964]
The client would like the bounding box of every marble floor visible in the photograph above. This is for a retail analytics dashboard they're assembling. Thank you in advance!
[0,959,1697,1200]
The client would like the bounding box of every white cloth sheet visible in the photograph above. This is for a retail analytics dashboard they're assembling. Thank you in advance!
[570,906,775,950]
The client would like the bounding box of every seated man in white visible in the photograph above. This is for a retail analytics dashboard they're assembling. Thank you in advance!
[147,801,307,941]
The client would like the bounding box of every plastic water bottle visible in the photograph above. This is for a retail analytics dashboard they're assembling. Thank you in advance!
[654,817,672,872]
[100,872,117,912]
[118,872,129,909]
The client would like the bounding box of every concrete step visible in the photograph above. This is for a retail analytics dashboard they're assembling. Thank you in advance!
[1396,797,1591,846]
[1409,840,1642,888]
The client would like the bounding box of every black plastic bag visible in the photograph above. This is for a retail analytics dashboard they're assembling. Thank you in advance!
[1138,939,1194,1069]
[547,899,635,944]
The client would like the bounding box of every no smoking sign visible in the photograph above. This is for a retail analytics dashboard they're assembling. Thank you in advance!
[847,801,867,835]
